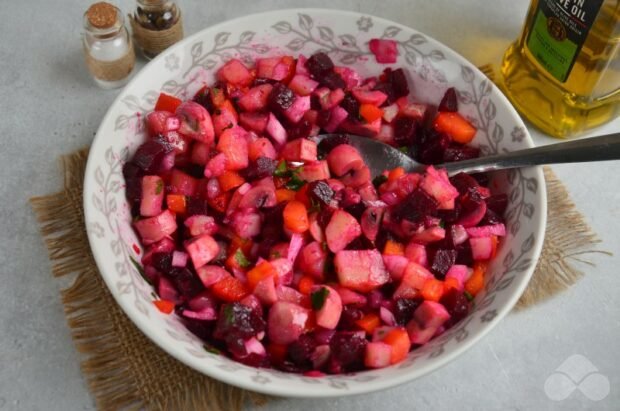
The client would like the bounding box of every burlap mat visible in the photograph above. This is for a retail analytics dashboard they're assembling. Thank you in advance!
[130,14,184,57]
[30,148,608,410]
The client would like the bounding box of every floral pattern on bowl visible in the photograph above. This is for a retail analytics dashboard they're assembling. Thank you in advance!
[83,9,546,397]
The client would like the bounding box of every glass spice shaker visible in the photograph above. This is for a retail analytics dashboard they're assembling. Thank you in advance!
[83,2,136,89]
[131,0,183,59]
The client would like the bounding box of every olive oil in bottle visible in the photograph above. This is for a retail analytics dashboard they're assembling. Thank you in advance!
[501,0,620,138]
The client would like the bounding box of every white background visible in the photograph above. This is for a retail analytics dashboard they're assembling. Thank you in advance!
[0,0,618,409]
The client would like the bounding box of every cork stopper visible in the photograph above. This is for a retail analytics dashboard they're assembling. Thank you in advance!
[86,2,118,29]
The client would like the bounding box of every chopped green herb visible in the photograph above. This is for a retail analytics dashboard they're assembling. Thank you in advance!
[272,251,281,259]
[214,108,222,115]
[398,146,409,154]
[211,88,221,96]
[285,174,306,191]
[464,291,474,302]
[439,220,445,229]
[234,249,251,269]
[311,287,330,310]
[222,123,234,131]
[222,304,235,326]
[372,174,388,188]
[274,160,288,177]
[155,180,164,195]
[309,198,321,213]
[203,344,222,355]
[129,256,152,285]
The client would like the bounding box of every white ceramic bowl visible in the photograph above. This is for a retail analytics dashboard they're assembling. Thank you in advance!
[84,8,546,397]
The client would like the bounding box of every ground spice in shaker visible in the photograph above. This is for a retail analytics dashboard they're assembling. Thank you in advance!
[83,2,136,89]
[130,0,184,59]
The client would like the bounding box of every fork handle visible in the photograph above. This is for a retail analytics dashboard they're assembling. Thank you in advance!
[440,133,620,176]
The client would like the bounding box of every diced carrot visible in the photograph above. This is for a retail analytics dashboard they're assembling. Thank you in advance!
[218,171,245,192]
[359,104,384,123]
[247,261,277,290]
[154,92,182,112]
[153,299,175,314]
[421,278,444,302]
[210,87,227,108]
[444,277,460,293]
[356,313,381,334]
[434,112,477,144]
[276,188,297,203]
[166,194,187,214]
[283,200,309,233]
[211,276,249,302]
[294,184,310,207]
[280,56,296,84]
[388,167,405,182]
[383,240,405,256]
[230,235,253,255]
[268,343,288,364]
[298,275,315,295]
[465,261,487,296]
[207,191,231,213]
[382,328,411,364]
[490,235,499,259]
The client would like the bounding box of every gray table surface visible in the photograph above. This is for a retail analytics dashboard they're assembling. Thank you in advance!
[1,0,619,410]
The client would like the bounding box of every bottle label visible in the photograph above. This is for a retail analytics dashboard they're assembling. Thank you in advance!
[526,0,603,82]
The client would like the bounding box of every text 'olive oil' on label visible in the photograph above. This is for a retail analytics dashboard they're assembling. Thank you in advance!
[526,0,604,82]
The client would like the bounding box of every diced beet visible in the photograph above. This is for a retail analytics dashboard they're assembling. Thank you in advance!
[389,68,410,98]
[267,301,310,345]
[418,133,451,165]
[151,252,173,275]
[318,71,346,90]
[393,298,422,326]
[237,84,273,112]
[438,87,458,112]
[393,115,419,146]
[306,52,334,77]
[334,66,361,89]
[443,145,480,162]
[268,83,295,113]
[486,194,509,215]
[449,172,480,195]
[242,157,276,182]
[288,117,314,140]
[340,92,361,119]
[185,234,220,269]
[312,285,342,330]
[391,188,439,223]
[287,334,317,369]
[167,267,205,299]
[440,288,470,325]
[334,249,389,292]
[326,210,362,253]
[299,161,331,182]
[322,106,348,133]
[338,305,364,330]
[431,249,458,279]
[214,302,266,345]
[185,197,210,217]
[134,210,177,245]
[158,276,180,303]
[330,332,367,371]
[307,180,334,206]
[132,139,172,173]
[193,87,215,113]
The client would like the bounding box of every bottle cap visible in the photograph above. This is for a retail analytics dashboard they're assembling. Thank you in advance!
[86,2,118,29]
